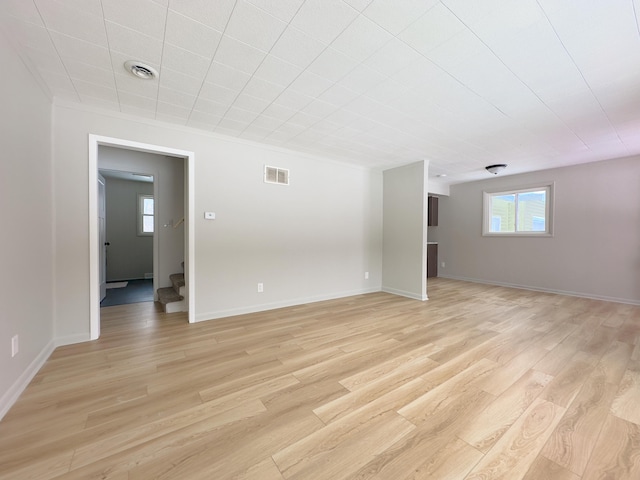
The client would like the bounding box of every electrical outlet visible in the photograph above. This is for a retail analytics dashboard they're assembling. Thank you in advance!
[11,335,18,357]
[364,271,369,280]
[257,283,263,293]
[441,261,445,268]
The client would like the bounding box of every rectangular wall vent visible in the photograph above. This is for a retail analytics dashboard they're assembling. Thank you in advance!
[264,165,289,185]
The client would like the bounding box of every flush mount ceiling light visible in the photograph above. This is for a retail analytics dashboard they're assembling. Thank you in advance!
[124,60,158,80]
[485,164,507,175]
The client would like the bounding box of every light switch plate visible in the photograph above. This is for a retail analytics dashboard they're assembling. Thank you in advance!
[204,212,216,220]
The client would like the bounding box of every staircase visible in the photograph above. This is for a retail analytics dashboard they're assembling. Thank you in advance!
[157,271,185,313]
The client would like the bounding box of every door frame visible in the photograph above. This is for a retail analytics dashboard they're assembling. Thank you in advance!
[89,135,196,340]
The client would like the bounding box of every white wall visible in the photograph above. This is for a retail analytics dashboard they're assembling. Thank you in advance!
[438,157,640,304]
[102,176,153,281]
[0,33,55,418]
[382,160,428,300]
[53,103,383,338]
[100,147,185,290]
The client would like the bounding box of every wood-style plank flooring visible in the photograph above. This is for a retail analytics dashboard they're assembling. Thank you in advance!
[1,278,640,479]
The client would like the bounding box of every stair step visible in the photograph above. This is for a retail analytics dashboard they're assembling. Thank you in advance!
[170,273,185,288]
[157,287,183,305]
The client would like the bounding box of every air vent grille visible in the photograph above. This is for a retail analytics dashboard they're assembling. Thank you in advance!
[264,165,289,185]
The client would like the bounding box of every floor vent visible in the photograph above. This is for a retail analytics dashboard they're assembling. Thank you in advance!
[264,165,289,185]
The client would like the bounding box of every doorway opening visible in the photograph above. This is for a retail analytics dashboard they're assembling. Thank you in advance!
[89,135,195,340]
[99,169,155,307]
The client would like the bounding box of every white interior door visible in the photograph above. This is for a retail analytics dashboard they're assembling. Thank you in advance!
[98,173,107,301]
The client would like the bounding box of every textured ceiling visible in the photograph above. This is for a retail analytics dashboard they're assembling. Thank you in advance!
[2,0,640,185]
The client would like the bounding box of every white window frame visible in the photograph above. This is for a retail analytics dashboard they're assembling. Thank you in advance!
[482,182,554,237]
[138,194,154,236]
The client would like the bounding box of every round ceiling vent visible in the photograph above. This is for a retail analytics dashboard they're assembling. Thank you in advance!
[124,60,158,80]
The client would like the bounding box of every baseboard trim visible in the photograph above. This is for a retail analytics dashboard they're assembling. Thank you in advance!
[381,287,428,301]
[438,275,640,306]
[194,287,382,322]
[0,339,56,421]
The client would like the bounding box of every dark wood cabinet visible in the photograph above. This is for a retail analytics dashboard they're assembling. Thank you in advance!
[427,243,438,278]
[428,196,438,226]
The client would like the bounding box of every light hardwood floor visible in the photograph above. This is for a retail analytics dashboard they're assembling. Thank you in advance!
[1,278,639,479]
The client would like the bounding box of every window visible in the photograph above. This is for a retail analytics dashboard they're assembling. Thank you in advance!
[138,194,154,236]
[483,184,553,236]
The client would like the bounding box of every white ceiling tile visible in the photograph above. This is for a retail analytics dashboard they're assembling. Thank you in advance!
[50,31,112,70]
[362,38,423,77]
[344,0,373,12]
[364,79,409,104]
[423,28,485,73]
[287,111,321,128]
[199,82,239,104]
[206,61,252,90]
[101,0,167,40]
[441,0,511,26]
[23,45,66,75]
[250,115,282,132]
[35,0,107,46]
[192,97,231,116]
[241,77,285,102]
[114,72,159,99]
[165,11,222,58]
[188,110,222,126]
[289,70,334,98]
[225,0,287,52]
[161,43,212,80]
[156,112,189,125]
[158,67,204,96]
[398,3,466,55]
[105,21,163,65]
[63,58,115,88]
[233,93,273,113]
[307,48,358,83]
[270,26,327,69]
[119,91,157,110]
[273,89,314,111]
[337,64,387,95]
[301,100,338,119]
[224,106,259,123]
[389,56,444,90]
[217,116,250,131]
[318,83,360,107]
[168,0,236,32]
[158,87,196,109]
[262,102,297,121]
[331,15,393,63]
[290,0,359,45]
[244,0,305,23]
[213,35,267,75]
[156,101,191,118]
[2,0,44,26]
[36,69,77,94]
[364,0,440,35]
[72,79,119,102]
[471,0,545,44]
[253,54,303,86]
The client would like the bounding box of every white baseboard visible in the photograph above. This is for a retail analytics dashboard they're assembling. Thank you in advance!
[0,339,56,421]
[381,287,428,301]
[438,274,640,306]
[195,287,382,322]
